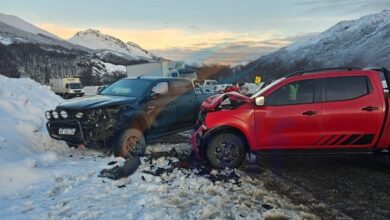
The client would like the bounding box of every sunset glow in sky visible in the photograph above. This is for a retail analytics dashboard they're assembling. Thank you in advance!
[1,0,389,65]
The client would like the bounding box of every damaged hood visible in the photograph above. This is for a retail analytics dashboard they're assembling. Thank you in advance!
[201,92,252,111]
[57,95,138,111]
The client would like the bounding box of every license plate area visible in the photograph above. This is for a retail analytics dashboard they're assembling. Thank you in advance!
[58,128,76,135]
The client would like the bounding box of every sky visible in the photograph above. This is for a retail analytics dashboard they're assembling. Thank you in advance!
[1,0,390,65]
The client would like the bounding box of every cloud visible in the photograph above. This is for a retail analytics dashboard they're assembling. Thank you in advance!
[37,23,318,65]
[188,25,199,30]
[38,22,286,49]
[152,33,318,66]
[298,0,390,14]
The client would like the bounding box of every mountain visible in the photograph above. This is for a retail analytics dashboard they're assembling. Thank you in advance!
[0,21,88,50]
[69,29,154,63]
[0,13,60,39]
[0,14,158,85]
[238,10,390,81]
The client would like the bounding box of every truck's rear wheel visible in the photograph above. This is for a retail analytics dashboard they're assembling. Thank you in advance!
[113,128,146,158]
[206,132,246,169]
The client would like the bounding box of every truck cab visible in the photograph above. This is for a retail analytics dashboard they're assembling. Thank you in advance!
[46,77,211,158]
[65,82,84,97]
[202,80,218,93]
[192,67,390,169]
[50,78,84,98]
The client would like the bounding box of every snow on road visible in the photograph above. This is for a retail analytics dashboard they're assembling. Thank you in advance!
[0,76,317,219]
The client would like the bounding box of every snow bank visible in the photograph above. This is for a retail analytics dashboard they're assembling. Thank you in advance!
[0,76,68,195]
[0,35,13,45]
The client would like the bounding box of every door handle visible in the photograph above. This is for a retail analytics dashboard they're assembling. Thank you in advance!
[302,110,318,116]
[361,106,378,112]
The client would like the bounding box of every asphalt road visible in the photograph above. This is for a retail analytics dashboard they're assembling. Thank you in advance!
[157,134,390,219]
[243,154,390,220]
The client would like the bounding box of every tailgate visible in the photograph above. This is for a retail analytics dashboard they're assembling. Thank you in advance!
[373,68,390,148]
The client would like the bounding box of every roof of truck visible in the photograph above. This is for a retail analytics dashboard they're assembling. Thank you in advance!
[125,76,191,81]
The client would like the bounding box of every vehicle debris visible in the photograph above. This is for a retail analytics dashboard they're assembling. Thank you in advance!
[99,155,141,180]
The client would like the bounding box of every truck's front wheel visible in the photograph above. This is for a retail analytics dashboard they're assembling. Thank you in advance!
[113,128,146,158]
[206,132,246,169]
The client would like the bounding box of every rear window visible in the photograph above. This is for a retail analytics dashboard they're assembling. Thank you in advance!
[324,76,370,102]
[171,80,193,95]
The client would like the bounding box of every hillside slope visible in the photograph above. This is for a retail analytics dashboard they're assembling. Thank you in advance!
[0,15,155,84]
[238,10,390,81]
[0,13,60,39]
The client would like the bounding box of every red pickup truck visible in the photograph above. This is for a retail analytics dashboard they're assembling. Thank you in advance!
[192,67,390,169]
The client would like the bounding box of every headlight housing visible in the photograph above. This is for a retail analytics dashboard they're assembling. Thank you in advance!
[45,111,51,120]
[52,111,59,119]
[60,110,68,119]
[75,112,84,119]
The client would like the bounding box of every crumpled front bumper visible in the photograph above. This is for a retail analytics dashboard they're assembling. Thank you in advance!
[46,119,86,144]
[191,125,207,158]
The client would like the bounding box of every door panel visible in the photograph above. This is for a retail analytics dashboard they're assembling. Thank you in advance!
[147,82,176,132]
[255,79,322,149]
[148,98,176,131]
[256,103,322,148]
[170,80,196,128]
[321,76,384,147]
[174,93,196,127]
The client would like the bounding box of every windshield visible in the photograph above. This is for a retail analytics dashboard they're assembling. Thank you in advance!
[100,79,153,97]
[68,83,82,89]
[250,77,285,99]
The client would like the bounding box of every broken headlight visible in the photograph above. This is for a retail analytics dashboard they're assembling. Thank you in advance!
[52,111,59,119]
[45,111,51,120]
[75,112,84,119]
[60,110,68,119]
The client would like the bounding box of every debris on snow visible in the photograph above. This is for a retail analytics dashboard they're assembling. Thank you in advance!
[99,155,141,180]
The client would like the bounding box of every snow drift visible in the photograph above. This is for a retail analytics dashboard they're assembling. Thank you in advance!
[0,76,67,195]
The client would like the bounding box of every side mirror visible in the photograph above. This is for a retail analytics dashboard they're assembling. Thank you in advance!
[150,91,157,99]
[255,96,265,106]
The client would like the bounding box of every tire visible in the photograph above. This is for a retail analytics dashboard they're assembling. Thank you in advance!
[206,132,246,169]
[113,128,146,158]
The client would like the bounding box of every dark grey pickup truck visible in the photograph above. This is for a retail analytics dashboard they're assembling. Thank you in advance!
[46,77,211,157]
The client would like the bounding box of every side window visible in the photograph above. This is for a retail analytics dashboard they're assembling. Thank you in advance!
[266,80,314,106]
[171,80,192,96]
[324,76,370,102]
[151,82,169,97]
[65,83,69,89]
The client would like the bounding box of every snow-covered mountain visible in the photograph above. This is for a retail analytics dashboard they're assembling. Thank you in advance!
[239,10,390,81]
[69,29,153,61]
[0,21,88,50]
[0,13,60,39]
[0,12,88,50]
[0,14,159,84]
